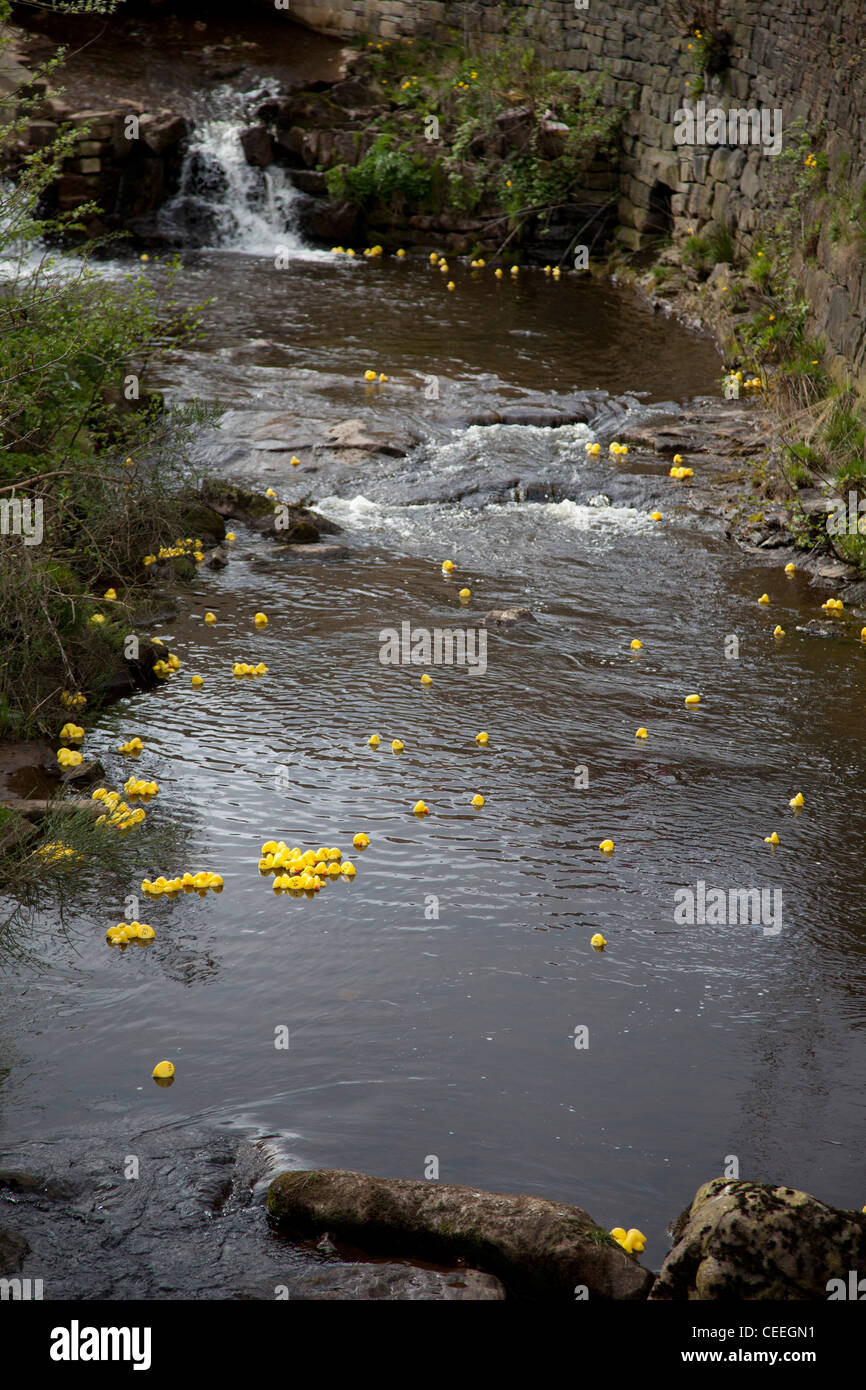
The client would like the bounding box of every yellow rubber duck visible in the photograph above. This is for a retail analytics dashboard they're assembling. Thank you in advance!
[396,248,406,257]
[471,794,484,808]
[650,511,662,520]
[599,839,614,854]
[672,454,683,464]
[204,611,216,624]
[447,281,455,291]
[104,588,117,601]
[510,265,519,277]
[635,727,648,740]
[413,800,429,816]
[364,369,377,382]
[494,268,503,279]
[254,612,268,627]
[226,532,235,542]
[191,675,203,687]
[341,861,356,877]
[369,734,381,747]
[430,252,439,264]
[758,593,770,604]
[773,625,785,638]
[623,1229,647,1254]
[291,456,301,467]
[590,933,607,950]
[784,563,795,574]
[60,723,84,740]
[152,1060,174,1079]
[861,627,866,641]
[764,831,780,845]
[353,832,370,849]
[442,559,456,573]
[552,267,561,280]
[421,673,433,685]
[684,693,700,706]
[458,588,471,600]
[630,639,643,650]
[789,792,804,809]
[476,731,489,745]
[391,739,404,752]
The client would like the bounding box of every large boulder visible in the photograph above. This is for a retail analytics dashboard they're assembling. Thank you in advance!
[267,1169,654,1300]
[650,1178,866,1300]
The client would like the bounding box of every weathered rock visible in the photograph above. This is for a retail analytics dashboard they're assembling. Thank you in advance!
[292,193,361,246]
[484,607,536,627]
[177,499,226,544]
[138,112,188,156]
[240,125,273,168]
[326,419,417,457]
[267,1169,653,1300]
[0,812,38,854]
[279,541,351,559]
[650,1178,866,1300]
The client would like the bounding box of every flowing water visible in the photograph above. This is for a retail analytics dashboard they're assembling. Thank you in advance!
[3,65,866,1298]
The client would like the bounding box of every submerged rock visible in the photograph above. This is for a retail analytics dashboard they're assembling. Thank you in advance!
[484,607,536,627]
[650,1178,866,1300]
[297,1263,505,1300]
[267,1168,653,1300]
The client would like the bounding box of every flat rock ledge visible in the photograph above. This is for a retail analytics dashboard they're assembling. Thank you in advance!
[267,1169,653,1300]
[650,1178,866,1300]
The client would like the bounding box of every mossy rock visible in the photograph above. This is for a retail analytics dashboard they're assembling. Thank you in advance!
[176,498,226,543]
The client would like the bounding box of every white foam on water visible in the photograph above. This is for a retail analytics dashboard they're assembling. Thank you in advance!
[489,498,654,532]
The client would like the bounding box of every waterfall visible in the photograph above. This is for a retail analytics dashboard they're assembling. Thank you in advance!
[160,84,306,255]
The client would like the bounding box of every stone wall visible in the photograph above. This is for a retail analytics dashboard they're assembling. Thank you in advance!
[290,0,866,382]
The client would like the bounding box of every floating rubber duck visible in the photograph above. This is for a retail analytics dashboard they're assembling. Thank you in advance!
[861,627,866,641]
[353,832,370,849]
[379,373,388,382]
[266,487,276,497]
[758,593,770,605]
[391,739,404,752]
[420,673,433,685]
[471,794,484,808]
[821,597,844,612]
[672,454,683,464]
[510,265,519,277]
[494,268,503,279]
[364,369,377,381]
[630,639,643,650]
[152,1060,174,1079]
[476,731,489,745]
[789,792,804,809]
[226,532,236,542]
[397,249,406,257]
[368,734,380,747]
[650,511,662,520]
[587,442,601,455]
[684,694,700,705]
[291,456,301,467]
[439,262,449,273]
[442,559,456,573]
[430,252,439,264]
[458,588,471,600]
[191,675,203,687]
[784,563,796,574]
[773,625,785,638]
[57,748,83,768]
[590,933,607,950]
[447,281,455,291]
[544,265,551,275]
[254,612,268,627]
[341,861,356,877]
[599,839,614,854]
[60,723,84,740]
[413,800,429,816]
[204,611,217,624]
[635,727,648,740]
[764,831,780,845]
[552,267,561,280]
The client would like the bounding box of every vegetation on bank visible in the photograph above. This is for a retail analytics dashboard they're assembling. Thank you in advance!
[324,18,620,249]
[0,0,213,742]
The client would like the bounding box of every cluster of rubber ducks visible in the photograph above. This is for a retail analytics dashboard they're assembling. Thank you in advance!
[37,841,80,864]
[608,441,629,456]
[123,775,158,798]
[611,1227,647,1254]
[258,841,359,895]
[91,786,147,832]
[725,370,762,392]
[118,736,144,755]
[59,722,84,740]
[232,661,268,677]
[364,369,389,382]
[669,453,694,480]
[106,921,155,946]
[143,538,206,567]
[142,871,224,896]
[153,652,182,679]
[61,690,87,709]
[56,747,83,769]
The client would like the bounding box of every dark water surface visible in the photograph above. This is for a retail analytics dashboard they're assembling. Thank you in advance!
[3,236,866,1295]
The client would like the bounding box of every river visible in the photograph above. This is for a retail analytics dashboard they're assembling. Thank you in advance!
[2,68,866,1300]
